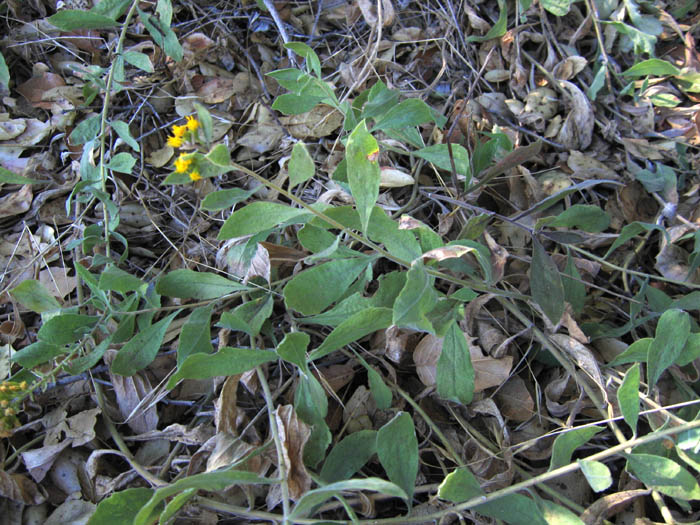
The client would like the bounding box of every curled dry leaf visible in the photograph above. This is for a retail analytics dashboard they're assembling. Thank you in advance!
[494,376,535,422]
[413,333,513,393]
[215,374,242,436]
[105,350,158,434]
[557,80,594,150]
[0,472,47,505]
[267,405,311,506]
[357,0,395,27]
[580,489,651,525]
[551,333,607,405]
[553,56,587,80]
[421,245,473,263]
[379,166,414,187]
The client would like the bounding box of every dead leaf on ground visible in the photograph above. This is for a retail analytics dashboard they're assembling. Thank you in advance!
[279,105,343,139]
[557,80,594,150]
[0,471,47,505]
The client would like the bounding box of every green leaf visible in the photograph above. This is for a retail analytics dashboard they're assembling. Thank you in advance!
[38,314,99,345]
[111,120,140,152]
[285,42,322,78]
[65,337,111,375]
[601,21,656,55]
[320,430,378,483]
[466,0,507,42]
[372,99,439,131]
[354,353,392,410]
[540,499,585,525]
[111,311,179,376]
[412,143,471,177]
[70,115,101,145]
[88,487,157,525]
[346,120,380,234]
[531,236,565,324]
[550,426,602,471]
[177,305,214,366]
[276,331,310,369]
[0,167,44,184]
[626,453,700,500]
[562,251,586,313]
[618,363,640,434]
[578,460,613,492]
[121,51,154,73]
[10,280,61,313]
[48,10,119,30]
[541,0,572,15]
[548,205,610,233]
[106,152,136,174]
[156,269,248,300]
[289,142,315,189]
[201,187,259,211]
[218,294,274,339]
[309,307,392,360]
[0,51,9,88]
[133,470,272,525]
[299,293,372,327]
[272,93,324,115]
[290,478,407,519]
[91,0,131,18]
[98,264,146,294]
[393,261,437,332]
[436,321,474,404]
[295,370,327,425]
[12,341,68,368]
[167,347,278,389]
[647,309,690,388]
[284,257,371,315]
[218,202,310,239]
[377,412,418,502]
[138,5,183,62]
[157,488,196,524]
[195,103,214,145]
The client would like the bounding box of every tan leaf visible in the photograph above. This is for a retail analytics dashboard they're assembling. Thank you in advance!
[273,405,311,501]
[127,423,215,445]
[357,0,395,27]
[553,56,587,80]
[421,245,474,263]
[0,184,32,218]
[557,80,594,150]
[196,77,235,104]
[0,472,47,504]
[145,145,174,168]
[567,150,620,180]
[39,267,77,299]
[379,166,414,188]
[16,72,66,109]
[279,105,343,139]
[580,489,650,525]
[106,351,159,434]
[215,374,242,436]
[484,69,510,83]
[495,376,535,422]
[237,123,284,153]
[44,499,95,525]
[243,243,271,284]
[21,442,70,483]
[391,27,422,41]
[552,334,607,404]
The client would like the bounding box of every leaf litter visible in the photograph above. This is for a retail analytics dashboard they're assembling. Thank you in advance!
[0,0,699,523]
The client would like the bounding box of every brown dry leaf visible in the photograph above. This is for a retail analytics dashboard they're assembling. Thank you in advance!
[243,243,271,284]
[44,499,95,525]
[619,137,664,160]
[279,105,343,139]
[343,385,375,432]
[196,78,235,104]
[0,185,32,218]
[379,166,414,187]
[16,72,66,109]
[421,245,473,263]
[215,374,242,436]
[127,423,215,446]
[495,376,535,422]
[21,442,70,483]
[357,0,395,27]
[38,267,77,299]
[551,334,607,404]
[0,472,47,505]
[268,405,311,505]
[237,122,284,153]
[544,372,580,417]
[580,489,650,525]
[182,32,215,59]
[145,144,174,168]
[414,334,513,392]
[106,351,158,434]
[557,80,594,150]
[617,181,657,223]
[391,27,422,41]
[553,56,587,80]
[567,150,620,180]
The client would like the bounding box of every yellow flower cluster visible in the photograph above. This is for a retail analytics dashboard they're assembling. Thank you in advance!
[167,116,201,182]
[0,380,29,437]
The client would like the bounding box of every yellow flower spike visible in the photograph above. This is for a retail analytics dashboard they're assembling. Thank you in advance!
[189,170,201,182]
[174,154,192,174]
[19,381,27,390]
[167,135,183,148]
[185,115,199,132]
[171,124,187,138]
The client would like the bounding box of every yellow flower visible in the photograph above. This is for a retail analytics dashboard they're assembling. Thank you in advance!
[186,115,199,132]
[174,154,192,174]
[167,135,183,148]
[171,124,187,138]
[189,170,201,181]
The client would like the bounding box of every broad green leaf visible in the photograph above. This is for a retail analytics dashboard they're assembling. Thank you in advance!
[372,99,438,131]
[157,488,196,524]
[309,307,392,360]
[38,314,99,345]
[355,353,392,410]
[196,103,214,145]
[0,167,44,184]
[10,280,61,313]
[540,499,585,524]
[106,152,136,174]
[299,293,372,327]
[177,305,214,366]
[69,115,101,145]
[201,187,259,211]
[608,338,652,366]
[647,309,690,388]
[112,311,178,376]
[138,6,183,62]
[562,251,586,313]
[466,0,507,43]
[98,264,146,294]
[436,321,474,405]
[156,269,248,300]
[290,478,406,519]
[0,51,9,88]
[438,467,548,525]
[276,331,310,369]
[134,470,272,525]
[548,205,610,233]
[346,120,380,234]
[218,294,274,338]
[65,337,112,375]
[88,487,156,525]
[295,371,327,425]
[531,236,565,324]
[284,257,370,315]
[167,347,278,388]
[289,141,315,189]
[218,202,310,239]
[623,0,662,35]
[110,120,141,151]
[285,42,322,78]
[320,430,377,483]
[677,333,700,367]
[12,341,67,368]
[304,421,332,469]
[550,426,602,471]
[450,287,478,302]
[377,412,418,502]
[393,261,437,332]
[272,93,324,115]
[601,21,656,55]
[626,453,700,500]
[412,144,470,177]
[542,0,572,15]
[578,460,613,492]
[90,0,131,19]
[617,363,640,434]
[48,10,119,30]
[121,51,154,73]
